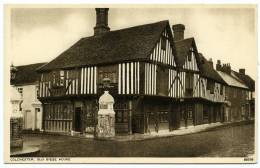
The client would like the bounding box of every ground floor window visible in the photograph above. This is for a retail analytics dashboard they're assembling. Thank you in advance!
[187,105,193,119]
[203,106,208,119]
[114,101,128,123]
[43,102,73,132]
[159,111,168,123]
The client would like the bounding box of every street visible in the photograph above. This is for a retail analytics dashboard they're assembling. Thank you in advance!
[22,123,255,157]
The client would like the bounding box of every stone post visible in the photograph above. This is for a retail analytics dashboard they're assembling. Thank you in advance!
[96,91,115,138]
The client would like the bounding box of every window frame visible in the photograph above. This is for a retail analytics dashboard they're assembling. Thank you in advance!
[161,36,167,51]
[17,87,23,98]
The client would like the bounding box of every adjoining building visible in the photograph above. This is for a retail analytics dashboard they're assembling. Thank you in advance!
[232,69,255,119]
[10,62,46,131]
[216,61,254,121]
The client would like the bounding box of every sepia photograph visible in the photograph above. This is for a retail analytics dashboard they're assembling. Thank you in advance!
[4,3,257,163]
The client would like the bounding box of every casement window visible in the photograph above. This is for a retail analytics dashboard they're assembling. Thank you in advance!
[158,104,169,123]
[17,87,23,98]
[99,72,117,83]
[185,72,194,96]
[114,102,128,123]
[60,70,64,86]
[98,65,117,84]
[187,105,193,119]
[161,36,166,50]
[220,85,224,95]
[159,111,168,123]
[188,48,193,61]
[157,66,169,96]
[43,103,73,132]
[35,108,40,113]
[35,86,39,99]
[207,80,214,94]
[52,70,65,87]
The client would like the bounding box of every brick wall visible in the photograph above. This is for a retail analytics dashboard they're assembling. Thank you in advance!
[10,117,23,148]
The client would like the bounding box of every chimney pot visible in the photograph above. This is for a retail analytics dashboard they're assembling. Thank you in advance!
[208,58,213,68]
[239,68,245,75]
[172,24,185,41]
[94,8,110,36]
[216,60,221,71]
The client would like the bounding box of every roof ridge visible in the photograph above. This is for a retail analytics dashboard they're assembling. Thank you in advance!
[14,62,47,68]
[108,20,169,33]
[80,20,169,40]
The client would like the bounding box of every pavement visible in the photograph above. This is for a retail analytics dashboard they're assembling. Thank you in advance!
[97,120,254,141]
[22,119,254,142]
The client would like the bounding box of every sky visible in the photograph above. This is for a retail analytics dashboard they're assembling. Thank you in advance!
[9,6,257,79]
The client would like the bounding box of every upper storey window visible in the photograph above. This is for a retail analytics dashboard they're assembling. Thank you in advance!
[161,36,166,50]
[188,47,194,62]
[220,85,224,95]
[52,70,65,87]
[98,65,117,84]
[157,66,168,96]
[185,72,194,96]
[17,87,23,98]
[98,65,118,93]
[207,80,214,94]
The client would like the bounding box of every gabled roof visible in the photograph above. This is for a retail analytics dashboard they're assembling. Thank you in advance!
[217,70,249,89]
[174,38,198,68]
[38,20,171,72]
[232,70,255,91]
[197,54,226,84]
[11,62,46,85]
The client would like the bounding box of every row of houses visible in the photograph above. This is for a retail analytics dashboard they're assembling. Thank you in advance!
[10,8,255,135]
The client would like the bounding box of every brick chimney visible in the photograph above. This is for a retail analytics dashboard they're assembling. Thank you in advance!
[208,58,213,68]
[10,64,17,83]
[94,8,110,36]
[216,60,221,71]
[239,68,245,75]
[172,24,185,41]
[222,63,231,74]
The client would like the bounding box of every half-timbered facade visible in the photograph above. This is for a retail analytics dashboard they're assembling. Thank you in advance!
[37,8,230,135]
[171,32,227,129]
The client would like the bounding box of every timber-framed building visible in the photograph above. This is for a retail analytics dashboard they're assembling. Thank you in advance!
[36,8,252,135]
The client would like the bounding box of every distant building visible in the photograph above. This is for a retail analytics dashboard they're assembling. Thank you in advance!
[216,61,254,121]
[232,69,255,119]
[10,62,46,131]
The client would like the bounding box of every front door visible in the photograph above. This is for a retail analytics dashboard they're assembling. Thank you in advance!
[74,107,82,132]
[34,108,41,130]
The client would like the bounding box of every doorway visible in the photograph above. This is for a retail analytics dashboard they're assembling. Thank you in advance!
[74,107,82,132]
[34,108,41,130]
